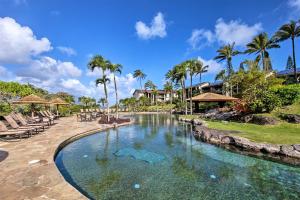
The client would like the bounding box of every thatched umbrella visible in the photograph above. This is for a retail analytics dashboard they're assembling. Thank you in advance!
[187,92,238,102]
[49,98,69,116]
[13,94,48,117]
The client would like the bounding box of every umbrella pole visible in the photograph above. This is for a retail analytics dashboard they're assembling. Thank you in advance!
[31,103,34,118]
[57,105,59,117]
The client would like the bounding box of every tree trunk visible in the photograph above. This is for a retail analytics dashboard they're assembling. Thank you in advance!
[261,51,265,72]
[114,75,119,119]
[182,79,187,115]
[102,70,109,122]
[190,74,193,115]
[199,73,202,93]
[292,37,298,83]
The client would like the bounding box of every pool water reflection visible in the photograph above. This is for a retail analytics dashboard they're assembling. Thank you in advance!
[55,114,300,200]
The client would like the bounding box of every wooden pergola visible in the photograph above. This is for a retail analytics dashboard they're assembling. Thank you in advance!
[187,92,238,112]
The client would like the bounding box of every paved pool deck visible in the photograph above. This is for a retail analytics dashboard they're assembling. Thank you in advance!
[0,116,132,200]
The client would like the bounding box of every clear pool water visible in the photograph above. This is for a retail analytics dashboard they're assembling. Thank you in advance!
[55,114,300,200]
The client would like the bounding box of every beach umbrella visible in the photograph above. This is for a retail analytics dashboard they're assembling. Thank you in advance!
[49,98,69,116]
[12,94,48,117]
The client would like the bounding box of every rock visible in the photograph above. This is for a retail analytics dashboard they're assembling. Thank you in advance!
[260,144,281,154]
[280,145,294,154]
[221,136,235,144]
[293,144,300,152]
[192,119,207,126]
[243,114,278,125]
[279,114,300,124]
[281,145,300,159]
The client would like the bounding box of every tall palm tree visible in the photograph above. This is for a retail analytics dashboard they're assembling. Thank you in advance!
[98,98,106,108]
[245,32,280,72]
[273,20,300,82]
[173,63,188,115]
[96,75,110,117]
[194,59,209,92]
[215,70,226,81]
[164,81,173,105]
[214,42,239,76]
[109,63,122,118]
[144,80,156,105]
[133,69,147,90]
[88,55,111,115]
[185,60,197,115]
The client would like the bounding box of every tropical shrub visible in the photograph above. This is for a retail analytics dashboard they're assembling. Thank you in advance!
[271,84,300,106]
[248,90,281,113]
[0,103,12,116]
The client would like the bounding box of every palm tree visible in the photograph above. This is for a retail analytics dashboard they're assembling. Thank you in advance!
[215,69,227,95]
[96,75,110,117]
[173,63,188,115]
[185,60,197,115]
[194,59,208,92]
[273,20,300,82]
[245,32,280,72]
[133,69,146,90]
[109,63,122,118]
[78,96,91,108]
[164,81,173,105]
[214,42,239,76]
[98,98,106,108]
[88,55,111,115]
[144,80,157,105]
[215,70,226,81]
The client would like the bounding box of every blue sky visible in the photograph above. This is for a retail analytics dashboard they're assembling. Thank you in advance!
[0,0,300,102]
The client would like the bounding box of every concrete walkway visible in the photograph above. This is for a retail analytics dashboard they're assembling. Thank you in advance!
[0,116,131,200]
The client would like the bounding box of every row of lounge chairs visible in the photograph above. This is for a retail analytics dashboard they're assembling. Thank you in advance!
[77,109,103,122]
[0,111,57,140]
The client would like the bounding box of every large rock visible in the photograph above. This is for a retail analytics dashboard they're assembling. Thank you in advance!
[280,145,300,159]
[260,144,281,154]
[192,118,207,126]
[279,114,300,124]
[243,114,278,125]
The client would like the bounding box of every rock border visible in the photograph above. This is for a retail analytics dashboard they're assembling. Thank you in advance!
[179,117,300,166]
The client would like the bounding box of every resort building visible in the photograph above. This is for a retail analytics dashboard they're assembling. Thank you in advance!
[276,68,300,81]
[185,81,224,98]
[133,89,177,103]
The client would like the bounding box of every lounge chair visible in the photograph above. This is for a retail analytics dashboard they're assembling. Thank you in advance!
[3,115,40,134]
[45,110,59,119]
[38,111,54,124]
[0,121,31,139]
[12,113,48,131]
[4,114,39,133]
[43,111,56,120]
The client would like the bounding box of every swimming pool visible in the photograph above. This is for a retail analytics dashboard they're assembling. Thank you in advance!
[55,114,300,199]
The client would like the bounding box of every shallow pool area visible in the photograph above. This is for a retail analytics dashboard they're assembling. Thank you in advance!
[55,114,300,200]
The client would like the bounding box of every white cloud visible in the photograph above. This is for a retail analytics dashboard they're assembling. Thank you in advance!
[0,17,52,63]
[197,56,223,75]
[135,12,167,40]
[86,68,103,77]
[215,18,262,46]
[61,79,88,94]
[187,18,263,50]
[187,29,214,50]
[288,0,300,10]
[16,56,82,80]
[57,46,76,56]
[57,62,82,77]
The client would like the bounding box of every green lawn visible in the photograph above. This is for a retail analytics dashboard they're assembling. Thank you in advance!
[180,101,300,144]
[258,100,300,120]
[206,120,300,144]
